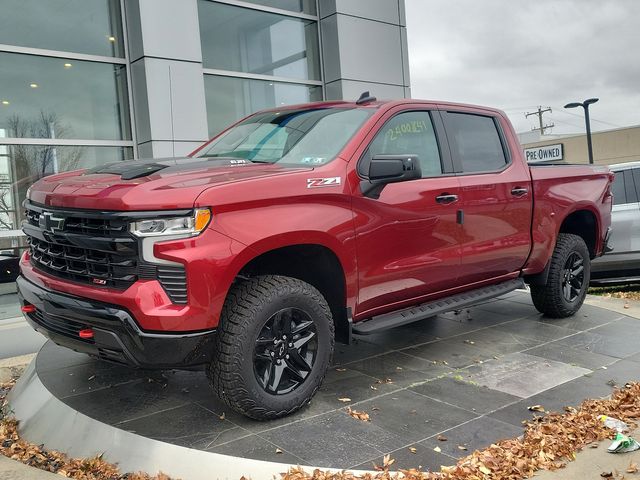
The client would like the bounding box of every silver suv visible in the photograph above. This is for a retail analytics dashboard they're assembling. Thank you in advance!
[591,161,640,285]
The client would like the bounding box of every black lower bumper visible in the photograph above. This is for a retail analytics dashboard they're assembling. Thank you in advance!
[16,276,215,369]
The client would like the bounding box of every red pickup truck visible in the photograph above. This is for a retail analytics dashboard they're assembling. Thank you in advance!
[18,95,613,420]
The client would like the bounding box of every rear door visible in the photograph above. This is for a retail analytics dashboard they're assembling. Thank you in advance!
[352,107,462,316]
[440,108,533,285]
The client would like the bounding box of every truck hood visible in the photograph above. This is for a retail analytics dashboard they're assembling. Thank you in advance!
[29,157,311,211]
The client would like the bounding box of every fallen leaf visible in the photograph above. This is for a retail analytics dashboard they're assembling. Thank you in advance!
[382,454,395,467]
[627,463,638,474]
[396,366,403,371]
[219,412,225,421]
[335,368,347,372]
[87,375,96,381]
[601,472,613,478]
[371,406,380,411]
[408,447,417,454]
[528,405,545,412]
[463,339,475,345]
[479,465,491,475]
[433,446,441,453]
[437,434,448,442]
[347,407,371,422]
[338,397,352,403]
[275,448,283,454]
[457,445,468,451]
[624,303,630,309]
[590,443,599,448]
[370,385,378,390]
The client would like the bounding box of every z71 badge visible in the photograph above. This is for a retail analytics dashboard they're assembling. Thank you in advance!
[307,177,341,188]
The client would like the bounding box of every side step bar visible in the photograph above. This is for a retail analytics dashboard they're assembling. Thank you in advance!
[352,278,525,335]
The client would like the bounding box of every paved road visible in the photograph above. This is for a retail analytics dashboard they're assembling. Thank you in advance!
[0,316,46,360]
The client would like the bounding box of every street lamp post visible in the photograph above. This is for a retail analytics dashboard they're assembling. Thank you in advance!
[564,98,599,164]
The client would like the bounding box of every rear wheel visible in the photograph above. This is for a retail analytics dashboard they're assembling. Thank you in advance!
[208,275,334,420]
[530,233,590,318]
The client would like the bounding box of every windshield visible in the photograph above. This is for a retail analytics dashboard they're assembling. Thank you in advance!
[196,107,373,165]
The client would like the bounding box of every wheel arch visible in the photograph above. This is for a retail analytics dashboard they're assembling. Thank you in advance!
[558,208,599,259]
[228,241,352,344]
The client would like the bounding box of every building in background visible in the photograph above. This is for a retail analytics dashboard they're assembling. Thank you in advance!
[519,125,640,166]
[0,0,410,294]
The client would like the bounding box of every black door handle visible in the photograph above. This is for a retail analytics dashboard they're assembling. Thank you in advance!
[435,193,459,204]
[511,187,529,197]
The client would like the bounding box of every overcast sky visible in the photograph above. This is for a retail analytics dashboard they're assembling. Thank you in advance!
[405,0,640,135]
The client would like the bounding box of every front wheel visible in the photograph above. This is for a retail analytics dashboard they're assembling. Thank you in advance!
[208,275,334,420]
[530,233,591,318]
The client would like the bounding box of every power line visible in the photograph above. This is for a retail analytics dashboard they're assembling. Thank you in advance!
[551,107,622,128]
[525,106,554,135]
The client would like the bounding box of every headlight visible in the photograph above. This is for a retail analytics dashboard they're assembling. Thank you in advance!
[130,208,211,238]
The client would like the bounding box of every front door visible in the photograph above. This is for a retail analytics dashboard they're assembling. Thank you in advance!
[351,109,462,317]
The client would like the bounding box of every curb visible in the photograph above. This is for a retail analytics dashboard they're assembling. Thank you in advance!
[0,455,61,480]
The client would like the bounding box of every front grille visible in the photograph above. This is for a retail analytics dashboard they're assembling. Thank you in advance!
[29,310,93,343]
[23,202,189,303]
[24,204,139,290]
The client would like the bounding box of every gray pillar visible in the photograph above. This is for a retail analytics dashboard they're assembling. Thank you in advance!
[320,0,410,101]
[125,0,209,158]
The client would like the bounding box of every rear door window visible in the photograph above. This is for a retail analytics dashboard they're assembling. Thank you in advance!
[444,112,508,173]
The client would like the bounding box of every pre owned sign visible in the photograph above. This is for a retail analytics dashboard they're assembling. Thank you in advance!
[525,143,563,163]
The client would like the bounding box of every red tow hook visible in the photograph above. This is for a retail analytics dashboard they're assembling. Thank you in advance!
[79,329,95,340]
[21,304,36,314]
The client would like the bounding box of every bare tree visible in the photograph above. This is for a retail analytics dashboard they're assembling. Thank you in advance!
[2,112,83,230]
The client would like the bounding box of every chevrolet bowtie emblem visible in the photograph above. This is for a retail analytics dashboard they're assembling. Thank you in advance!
[39,212,65,232]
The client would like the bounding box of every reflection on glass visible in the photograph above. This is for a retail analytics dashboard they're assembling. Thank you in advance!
[198,108,373,165]
[0,0,125,57]
[0,52,131,141]
[241,0,317,15]
[199,1,320,80]
[0,145,133,233]
[204,75,322,137]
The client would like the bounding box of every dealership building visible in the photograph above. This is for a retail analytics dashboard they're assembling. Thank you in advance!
[519,125,640,166]
[0,0,409,283]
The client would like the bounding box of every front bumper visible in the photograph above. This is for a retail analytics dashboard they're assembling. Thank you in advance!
[17,275,215,369]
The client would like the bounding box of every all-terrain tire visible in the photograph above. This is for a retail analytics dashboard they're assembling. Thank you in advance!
[208,275,334,420]
[530,233,591,318]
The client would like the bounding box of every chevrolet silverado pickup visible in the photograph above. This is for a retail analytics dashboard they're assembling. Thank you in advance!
[18,94,613,420]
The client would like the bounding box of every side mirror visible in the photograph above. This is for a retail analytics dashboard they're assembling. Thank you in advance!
[361,154,421,198]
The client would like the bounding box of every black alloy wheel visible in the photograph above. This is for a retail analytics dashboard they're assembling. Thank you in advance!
[561,252,585,302]
[253,307,318,395]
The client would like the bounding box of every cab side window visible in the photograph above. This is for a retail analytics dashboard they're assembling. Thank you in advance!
[612,169,640,206]
[364,111,443,178]
[445,112,508,173]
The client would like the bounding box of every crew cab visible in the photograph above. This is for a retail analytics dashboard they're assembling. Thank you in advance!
[18,94,613,420]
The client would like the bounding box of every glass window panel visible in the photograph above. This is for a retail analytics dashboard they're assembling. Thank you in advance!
[199,1,320,81]
[611,171,626,206]
[623,170,638,203]
[0,144,133,232]
[198,108,372,165]
[0,52,131,141]
[366,112,443,178]
[241,0,317,15]
[0,0,124,57]
[204,74,322,137]
[446,113,507,173]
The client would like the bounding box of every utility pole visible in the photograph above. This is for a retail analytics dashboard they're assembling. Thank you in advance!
[525,106,554,135]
